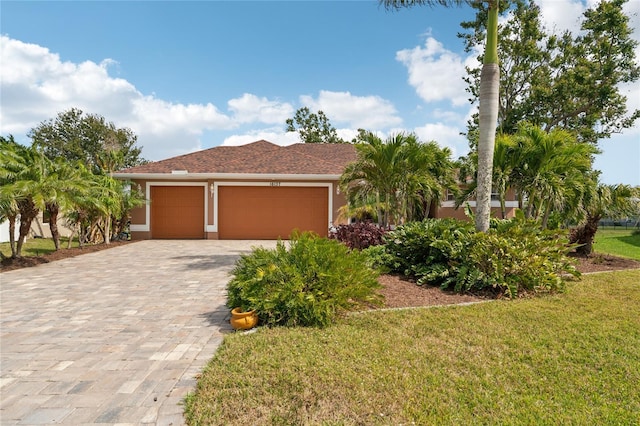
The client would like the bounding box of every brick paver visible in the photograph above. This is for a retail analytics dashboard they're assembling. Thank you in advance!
[0,240,276,425]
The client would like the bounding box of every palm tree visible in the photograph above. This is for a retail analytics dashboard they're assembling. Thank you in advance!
[570,183,639,255]
[5,144,50,257]
[400,137,458,222]
[0,136,23,258]
[381,0,500,232]
[0,140,96,256]
[509,123,598,227]
[41,159,94,250]
[340,132,405,228]
[491,133,515,219]
[340,131,456,227]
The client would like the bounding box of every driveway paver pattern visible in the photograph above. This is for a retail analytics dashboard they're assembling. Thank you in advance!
[1,240,277,425]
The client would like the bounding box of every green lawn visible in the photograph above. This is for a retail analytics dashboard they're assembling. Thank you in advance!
[594,228,640,260]
[185,270,640,425]
[0,237,81,258]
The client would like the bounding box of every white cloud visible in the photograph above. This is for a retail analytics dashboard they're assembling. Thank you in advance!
[0,35,296,161]
[227,93,294,124]
[299,90,402,129]
[536,0,585,34]
[396,37,470,107]
[413,123,468,158]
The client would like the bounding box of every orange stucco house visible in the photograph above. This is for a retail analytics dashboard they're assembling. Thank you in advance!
[114,140,518,240]
[113,140,355,240]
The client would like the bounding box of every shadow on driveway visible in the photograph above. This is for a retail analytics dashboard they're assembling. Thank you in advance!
[172,254,242,270]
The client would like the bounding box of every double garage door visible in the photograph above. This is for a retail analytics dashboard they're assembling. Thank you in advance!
[150,185,329,239]
[218,186,329,239]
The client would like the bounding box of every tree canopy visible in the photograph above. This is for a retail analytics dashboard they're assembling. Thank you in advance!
[460,0,640,146]
[285,107,347,144]
[29,108,148,174]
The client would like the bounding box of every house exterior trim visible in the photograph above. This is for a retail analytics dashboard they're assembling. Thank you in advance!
[113,172,342,181]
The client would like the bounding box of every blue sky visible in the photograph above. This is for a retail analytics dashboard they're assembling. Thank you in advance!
[1,0,638,185]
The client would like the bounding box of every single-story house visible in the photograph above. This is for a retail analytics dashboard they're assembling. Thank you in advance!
[114,140,519,240]
[113,140,356,240]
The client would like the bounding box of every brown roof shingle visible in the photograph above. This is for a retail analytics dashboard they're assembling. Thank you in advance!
[117,140,357,175]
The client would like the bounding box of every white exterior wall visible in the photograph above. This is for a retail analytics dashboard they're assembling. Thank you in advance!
[0,219,20,243]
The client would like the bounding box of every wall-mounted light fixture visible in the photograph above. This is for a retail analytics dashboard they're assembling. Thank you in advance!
[210,183,215,197]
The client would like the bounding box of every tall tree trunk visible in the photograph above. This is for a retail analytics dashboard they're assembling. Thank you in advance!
[104,214,111,245]
[475,1,500,233]
[46,202,61,251]
[376,191,383,228]
[8,213,17,258]
[570,214,600,256]
[525,191,536,218]
[67,227,76,249]
[541,202,552,229]
[16,199,38,258]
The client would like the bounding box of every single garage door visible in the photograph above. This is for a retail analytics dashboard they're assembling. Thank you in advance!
[151,186,204,239]
[218,186,329,239]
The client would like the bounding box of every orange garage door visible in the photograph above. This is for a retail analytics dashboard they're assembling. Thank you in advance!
[218,186,329,239]
[151,186,204,239]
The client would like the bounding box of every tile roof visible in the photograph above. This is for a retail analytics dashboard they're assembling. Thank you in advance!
[117,140,357,175]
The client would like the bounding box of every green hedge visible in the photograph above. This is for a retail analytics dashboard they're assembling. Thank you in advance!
[226,232,382,327]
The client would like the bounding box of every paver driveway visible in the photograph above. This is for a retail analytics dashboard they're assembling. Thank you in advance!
[0,240,277,425]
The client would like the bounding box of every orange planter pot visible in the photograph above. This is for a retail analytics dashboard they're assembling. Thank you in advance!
[230,307,258,330]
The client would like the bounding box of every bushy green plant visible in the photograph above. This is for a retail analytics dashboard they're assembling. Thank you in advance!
[384,218,475,276]
[382,215,579,298]
[360,244,395,273]
[226,232,382,327]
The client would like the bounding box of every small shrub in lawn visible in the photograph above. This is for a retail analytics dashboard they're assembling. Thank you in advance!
[226,231,382,327]
[383,215,579,298]
[329,222,387,250]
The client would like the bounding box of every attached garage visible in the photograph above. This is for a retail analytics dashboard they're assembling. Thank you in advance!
[116,140,356,240]
[217,186,329,239]
[151,186,205,239]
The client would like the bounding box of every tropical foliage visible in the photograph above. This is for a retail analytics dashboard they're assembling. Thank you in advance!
[382,214,579,298]
[569,184,640,255]
[0,110,146,258]
[226,232,382,327]
[340,131,457,228]
[329,222,387,250]
[380,0,500,232]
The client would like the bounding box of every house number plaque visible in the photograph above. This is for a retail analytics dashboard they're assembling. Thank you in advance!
[270,182,281,186]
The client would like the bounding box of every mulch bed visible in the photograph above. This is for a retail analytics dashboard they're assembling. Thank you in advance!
[3,242,638,310]
[377,253,640,309]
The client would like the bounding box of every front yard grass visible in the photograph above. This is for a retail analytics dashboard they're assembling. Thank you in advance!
[0,237,81,258]
[594,228,640,260]
[185,269,640,425]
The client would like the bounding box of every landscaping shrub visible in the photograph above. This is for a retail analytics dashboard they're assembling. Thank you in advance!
[226,232,382,327]
[329,222,387,250]
[383,215,579,298]
[361,244,395,273]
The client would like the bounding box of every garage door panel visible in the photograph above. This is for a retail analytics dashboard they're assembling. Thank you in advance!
[151,186,204,239]
[218,186,328,239]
